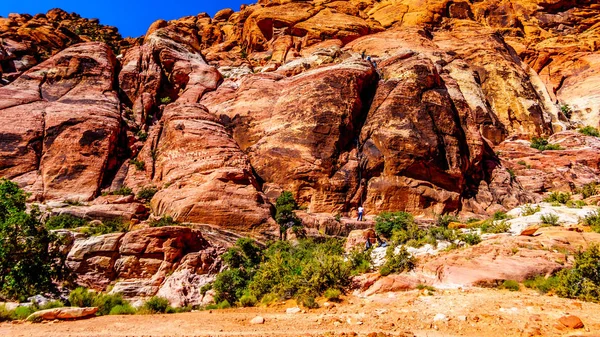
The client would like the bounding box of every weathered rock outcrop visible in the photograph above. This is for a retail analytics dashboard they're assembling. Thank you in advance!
[0,42,120,202]
[65,226,221,306]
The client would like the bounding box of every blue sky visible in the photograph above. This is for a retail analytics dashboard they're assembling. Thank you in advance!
[0,0,247,37]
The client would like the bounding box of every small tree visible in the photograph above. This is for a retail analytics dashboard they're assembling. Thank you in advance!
[374,211,414,239]
[275,191,300,240]
[0,179,67,300]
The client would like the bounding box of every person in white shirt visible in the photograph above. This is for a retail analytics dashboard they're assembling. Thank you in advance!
[357,206,364,221]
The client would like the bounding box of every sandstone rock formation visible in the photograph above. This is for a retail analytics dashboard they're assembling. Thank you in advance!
[0,0,598,229]
[26,307,98,321]
[65,226,221,306]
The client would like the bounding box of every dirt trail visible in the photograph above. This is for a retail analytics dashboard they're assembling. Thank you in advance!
[2,288,599,337]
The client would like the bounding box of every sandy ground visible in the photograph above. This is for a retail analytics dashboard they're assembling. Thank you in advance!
[2,288,599,337]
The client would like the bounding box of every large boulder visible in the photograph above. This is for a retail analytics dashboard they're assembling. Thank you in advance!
[26,307,98,321]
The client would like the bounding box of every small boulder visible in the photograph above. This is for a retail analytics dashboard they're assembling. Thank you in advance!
[520,225,540,236]
[558,315,584,329]
[433,313,448,322]
[250,316,265,324]
[286,306,301,314]
[26,307,98,321]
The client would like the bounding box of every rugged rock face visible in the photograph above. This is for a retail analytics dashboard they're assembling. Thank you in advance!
[0,42,120,202]
[65,226,221,306]
[0,9,123,83]
[0,0,598,228]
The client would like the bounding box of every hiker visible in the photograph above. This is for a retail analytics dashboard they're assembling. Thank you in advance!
[365,236,372,251]
[376,234,388,248]
[357,206,364,221]
[361,50,366,60]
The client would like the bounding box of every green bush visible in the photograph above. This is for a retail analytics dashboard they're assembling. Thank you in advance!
[260,293,279,306]
[131,159,145,171]
[160,97,172,104]
[45,214,88,230]
[524,275,560,294]
[93,293,129,316]
[375,211,414,238]
[81,218,129,236]
[462,233,481,246]
[149,215,179,227]
[521,204,541,216]
[561,104,572,119]
[0,305,12,322]
[492,211,509,221]
[530,137,562,151]
[500,280,520,291]
[200,283,212,296]
[142,296,170,314]
[506,168,516,180]
[416,284,436,292]
[136,186,157,201]
[300,295,319,309]
[69,287,96,307]
[136,130,148,141]
[579,126,599,137]
[239,293,257,307]
[566,200,587,209]
[348,249,372,275]
[582,209,600,232]
[578,182,599,199]
[0,179,68,301]
[39,300,65,310]
[379,246,415,276]
[479,220,511,234]
[11,306,35,320]
[436,214,458,228]
[205,300,231,310]
[517,160,527,166]
[324,288,341,301]
[555,245,600,302]
[110,186,133,196]
[109,303,136,315]
[275,191,300,240]
[540,213,559,226]
[544,191,571,204]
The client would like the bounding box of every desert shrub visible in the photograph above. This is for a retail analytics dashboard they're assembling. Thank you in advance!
[578,182,599,199]
[530,137,562,151]
[521,204,541,216]
[375,211,414,238]
[0,179,68,300]
[579,126,599,137]
[93,293,129,316]
[506,168,516,180]
[379,246,416,276]
[149,215,179,227]
[213,238,262,304]
[493,211,509,221]
[136,186,157,201]
[109,303,136,315]
[11,305,36,320]
[466,217,482,224]
[416,284,436,292]
[136,130,148,141]
[566,200,587,209]
[0,305,12,322]
[324,288,341,301]
[300,295,319,309]
[561,104,572,119]
[554,245,600,302]
[239,293,257,307]
[200,283,212,296]
[166,306,192,314]
[142,296,170,314]
[500,280,520,291]
[131,159,145,171]
[582,209,600,232]
[275,191,301,240]
[111,186,133,196]
[544,191,571,204]
[69,287,96,307]
[39,300,65,310]
[524,275,560,294]
[462,233,482,246]
[436,214,458,228]
[348,248,372,275]
[81,218,129,236]
[213,268,249,305]
[540,213,560,226]
[160,97,172,104]
[260,293,279,305]
[45,214,88,230]
[205,300,231,310]
[479,220,511,234]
